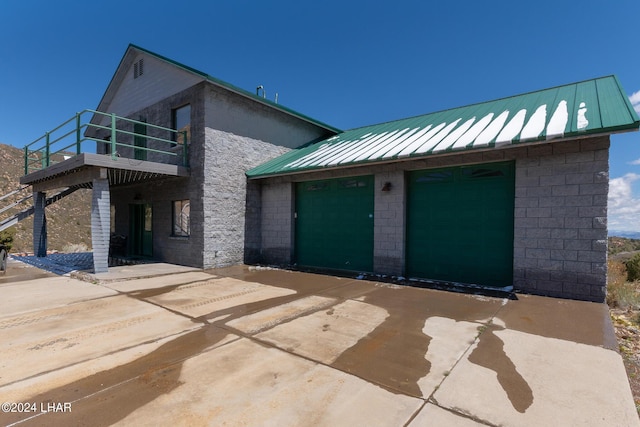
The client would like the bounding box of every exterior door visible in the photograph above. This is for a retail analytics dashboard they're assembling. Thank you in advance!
[406,162,515,288]
[295,175,374,272]
[130,203,152,257]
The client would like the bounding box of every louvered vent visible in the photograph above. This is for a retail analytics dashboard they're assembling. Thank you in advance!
[133,58,144,79]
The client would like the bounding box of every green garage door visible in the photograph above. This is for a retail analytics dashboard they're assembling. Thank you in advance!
[406,162,515,288]
[295,176,374,272]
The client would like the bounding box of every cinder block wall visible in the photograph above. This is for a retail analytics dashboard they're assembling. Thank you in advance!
[513,137,610,302]
[259,181,293,265]
[256,136,611,302]
[108,85,206,268]
[373,169,405,276]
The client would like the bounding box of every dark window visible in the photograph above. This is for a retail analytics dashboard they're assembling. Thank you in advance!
[304,182,329,192]
[416,170,454,183]
[462,167,506,179]
[172,104,191,145]
[172,200,190,237]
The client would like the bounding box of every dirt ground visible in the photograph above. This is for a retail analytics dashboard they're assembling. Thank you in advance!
[611,308,640,415]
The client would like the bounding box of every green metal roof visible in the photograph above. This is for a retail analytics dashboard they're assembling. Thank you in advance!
[247,76,640,178]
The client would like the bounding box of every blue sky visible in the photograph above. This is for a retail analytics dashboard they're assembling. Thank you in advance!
[1,0,639,232]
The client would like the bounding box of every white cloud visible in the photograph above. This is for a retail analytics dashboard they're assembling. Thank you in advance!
[630,158,640,165]
[608,173,640,231]
[630,90,640,115]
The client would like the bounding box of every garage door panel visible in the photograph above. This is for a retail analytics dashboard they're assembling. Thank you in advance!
[407,162,515,288]
[295,176,374,272]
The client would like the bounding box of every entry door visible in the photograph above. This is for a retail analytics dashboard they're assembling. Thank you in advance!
[406,162,515,287]
[295,176,374,272]
[130,203,152,257]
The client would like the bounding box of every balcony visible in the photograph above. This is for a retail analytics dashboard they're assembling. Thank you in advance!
[21,110,190,190]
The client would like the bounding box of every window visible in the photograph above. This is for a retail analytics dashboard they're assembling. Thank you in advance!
[172,200,190,237]
[172,104,191,145]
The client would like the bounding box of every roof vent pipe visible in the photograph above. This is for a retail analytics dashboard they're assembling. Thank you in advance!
[256,85,266,98]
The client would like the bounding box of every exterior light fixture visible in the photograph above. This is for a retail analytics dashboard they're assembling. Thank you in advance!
[381,182,392,192]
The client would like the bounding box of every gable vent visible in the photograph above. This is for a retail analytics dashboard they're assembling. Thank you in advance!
[134,58,144,79]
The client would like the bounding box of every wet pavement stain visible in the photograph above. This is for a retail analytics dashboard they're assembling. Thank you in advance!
[493,294,617,349]
[468,324,534,413]
[2,325,231,426]
[8,272,365,426]
[6,267,506,425]
[331,285,504,398]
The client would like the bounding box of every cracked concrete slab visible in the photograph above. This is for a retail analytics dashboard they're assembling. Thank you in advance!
[433,327,640,427]
[110,339,422,426]
[0,262,637,426]
[409,403,486,426]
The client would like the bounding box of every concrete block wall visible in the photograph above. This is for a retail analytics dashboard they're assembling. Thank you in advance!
[513,137,610,302]
[110,176,202,268]
[105,80,333,270]
[107,85,206,268]
[373,170,405,276]
[259,181,293,265]
[91,177,110,273]
[244,180,262,264]
[256,136,611,302]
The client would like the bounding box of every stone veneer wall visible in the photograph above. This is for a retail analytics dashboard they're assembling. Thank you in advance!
[202,128,290,269]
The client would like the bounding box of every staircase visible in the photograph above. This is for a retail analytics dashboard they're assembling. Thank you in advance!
[0,185,79,233]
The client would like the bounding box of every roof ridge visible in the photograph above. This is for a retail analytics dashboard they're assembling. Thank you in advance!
[341,75,619,133]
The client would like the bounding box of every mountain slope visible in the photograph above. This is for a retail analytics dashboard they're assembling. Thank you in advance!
[0,143,92,253]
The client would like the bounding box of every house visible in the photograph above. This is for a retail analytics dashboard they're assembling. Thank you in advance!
[19,44,338,273]
[18,45,640,302]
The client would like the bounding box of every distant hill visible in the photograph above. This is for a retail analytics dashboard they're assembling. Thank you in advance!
[609,236,640,257]
[0,142,92,253]
[609,231,640,240]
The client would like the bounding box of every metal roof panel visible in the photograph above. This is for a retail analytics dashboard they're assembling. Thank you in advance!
[247,76,640,178]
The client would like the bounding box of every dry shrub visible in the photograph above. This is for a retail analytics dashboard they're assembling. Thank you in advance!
[608,259,640,309]
[61,243,90,253]
[627,253,640,282]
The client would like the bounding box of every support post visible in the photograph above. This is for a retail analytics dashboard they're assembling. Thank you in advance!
[110,113,117,160]
[24,146,28,175]
[91,172,110,273]
[33,191,47,257]
[44,132,50,167]
[76,112,82,155]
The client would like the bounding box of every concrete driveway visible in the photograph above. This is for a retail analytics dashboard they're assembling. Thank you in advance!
[0,259,638,426]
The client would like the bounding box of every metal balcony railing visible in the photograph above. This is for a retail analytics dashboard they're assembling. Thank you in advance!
[23,109,189,175]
